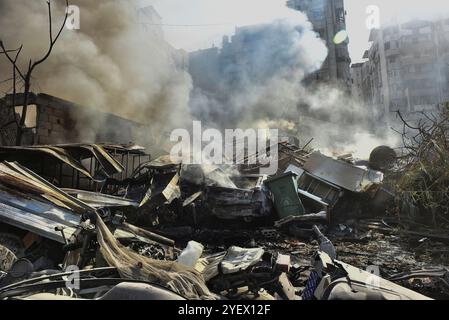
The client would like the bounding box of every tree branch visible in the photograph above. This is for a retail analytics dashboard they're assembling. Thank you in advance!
[0,41,25,80]
[30,0,69,74]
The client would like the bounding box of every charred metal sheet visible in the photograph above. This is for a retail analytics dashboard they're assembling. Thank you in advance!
[62,144,124,176]
[63,189,139,208]
[303,152,382,193]
[101,143,146,154]
[144,155,179,170]
[0,201,77,244]
[0,146,94,179]
[0,189,79,244]
[274,212,327,228]
[0,162,163,245]
[139,173,180,208]
[0,162,93,214]
[122,222,176,248]
[183,191,203,207]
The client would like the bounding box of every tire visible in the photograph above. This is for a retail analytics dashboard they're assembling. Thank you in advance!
[0,244,17,272]
[369,146,397,171]
[0,233,26,258]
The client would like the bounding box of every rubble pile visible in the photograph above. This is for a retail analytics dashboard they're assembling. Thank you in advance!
[0,141,448,300]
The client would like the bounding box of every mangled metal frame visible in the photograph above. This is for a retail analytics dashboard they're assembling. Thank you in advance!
[0,161,174,250]
[0,144,124,183]
[0,161,92,243]
[0,143,152,193]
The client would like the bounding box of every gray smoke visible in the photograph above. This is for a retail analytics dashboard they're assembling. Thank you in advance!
[189,18,327,130]
[188,17,398,158]
[0,0,192,146]
[0,0,398,157]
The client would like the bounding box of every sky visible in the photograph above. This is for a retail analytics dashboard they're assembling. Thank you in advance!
[140,0,449,63]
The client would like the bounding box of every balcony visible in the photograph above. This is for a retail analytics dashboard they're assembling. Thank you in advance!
[385,48,400,56]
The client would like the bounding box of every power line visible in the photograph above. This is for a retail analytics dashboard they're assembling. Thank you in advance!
[137,22,232,27]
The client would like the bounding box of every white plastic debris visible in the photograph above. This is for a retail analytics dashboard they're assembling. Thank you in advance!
[177,241,204,267]
[220,246,264,274]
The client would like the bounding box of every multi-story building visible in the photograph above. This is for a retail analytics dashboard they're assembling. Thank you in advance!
[287,0,352,89]
[355,18,449,119]
[137,5,164,39]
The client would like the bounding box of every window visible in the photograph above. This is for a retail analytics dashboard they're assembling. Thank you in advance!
[335,8,345,23]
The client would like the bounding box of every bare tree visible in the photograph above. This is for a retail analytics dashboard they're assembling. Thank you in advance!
[0,0,69,145]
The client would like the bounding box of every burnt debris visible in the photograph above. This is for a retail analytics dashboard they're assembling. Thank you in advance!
[0,139,447,301]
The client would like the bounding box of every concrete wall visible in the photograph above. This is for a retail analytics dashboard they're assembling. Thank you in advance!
[1,93,147,146]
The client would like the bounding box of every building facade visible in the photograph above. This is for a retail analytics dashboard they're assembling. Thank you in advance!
[287,0,352,89]
[354,18,449,119]
[350,62,364,102]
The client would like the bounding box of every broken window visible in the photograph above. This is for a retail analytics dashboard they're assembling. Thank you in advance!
[14,104,37,128]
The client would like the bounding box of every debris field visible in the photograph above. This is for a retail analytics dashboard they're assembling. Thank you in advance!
[0,140,448,300]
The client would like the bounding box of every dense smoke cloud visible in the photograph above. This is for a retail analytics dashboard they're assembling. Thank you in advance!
[189,17,328,130]
[0,0,398,157]
[188,17,398,157]
[0,0,192,144]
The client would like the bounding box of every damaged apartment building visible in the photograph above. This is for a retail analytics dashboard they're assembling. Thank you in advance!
[351,18,449,121]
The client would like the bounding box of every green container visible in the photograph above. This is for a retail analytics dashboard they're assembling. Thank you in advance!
[265,172,305,219]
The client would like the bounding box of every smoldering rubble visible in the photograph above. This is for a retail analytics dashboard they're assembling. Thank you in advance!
[0,138,448,301]
[0,0,446,302]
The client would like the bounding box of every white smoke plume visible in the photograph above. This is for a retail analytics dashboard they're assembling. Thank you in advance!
[187,18,399,158]
[189,17,328,129]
